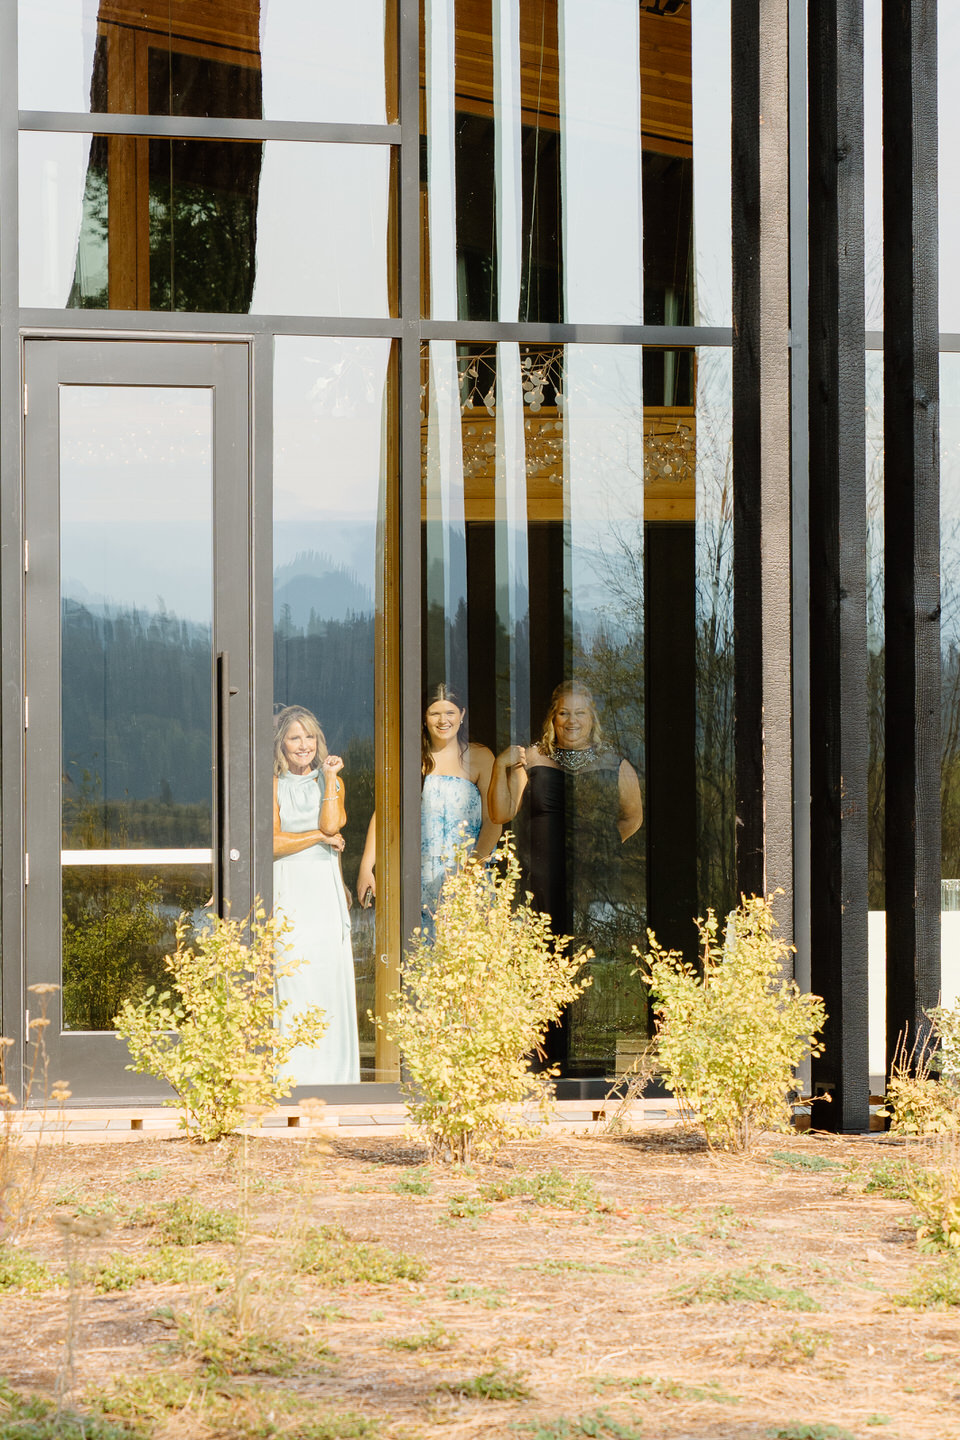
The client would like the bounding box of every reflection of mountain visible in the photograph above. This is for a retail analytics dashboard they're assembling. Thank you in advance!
[273,551,372,628]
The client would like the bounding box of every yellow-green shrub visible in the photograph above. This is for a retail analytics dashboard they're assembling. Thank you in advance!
[376,838,590,1163]
[115,908,325,1142]
[639,894,826,1152]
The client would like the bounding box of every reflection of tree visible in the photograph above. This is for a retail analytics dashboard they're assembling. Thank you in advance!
[694,357,735,918]
[62,873,167,1032]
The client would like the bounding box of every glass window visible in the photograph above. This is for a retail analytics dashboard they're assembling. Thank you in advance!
[20,133,397,317]
[421,0,730,326]
[19,0,395,125]
[942,356,960,1012]
[273,337,396,1083]
[419,340,733,1077]
[59,386,214,1030]
[864,3,883,330]
[941,9,960,331]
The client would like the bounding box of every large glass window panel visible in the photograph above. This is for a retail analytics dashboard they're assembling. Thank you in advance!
[942,356,960,1011]
[420,341,733,1078]
[273,338,395,1082]
[59,386,214,1031]
[19,1,395,125]
[941,10,960,332]
[20,134,396,317]
[864,4,883,330]
[421,0,730,326]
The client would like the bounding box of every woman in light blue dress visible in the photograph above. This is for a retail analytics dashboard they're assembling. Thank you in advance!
[273,705,360,1085]
[356,684,500,929]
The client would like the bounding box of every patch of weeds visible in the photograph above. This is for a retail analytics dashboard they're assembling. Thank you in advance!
[91,1246,229,1293]
[528,1259,625,1276]
[767,1151,843,1173]
[673,1267,820,1311]
[386,1320,454,1351]
[623,1230,703,1263]
[292,1224,426,1285]
[860,1157,920,1198]
[445,1192,491,1222]
[154,1196,239,1246]
[125,1167,163,1183]
[0,1247,58,1293]
[53,1189,121,1216]
[391,1167,433,1195]
[891,1260,960,1309]
[699,1203,749,1240]
[92,1372,374,1437]
[591,1373,739,1404]
[174,1314,331,1377]
[766,1427,857,1440]
[436,1364,529,1401]
[518,1412,644,1440]
[0,1380,136,1439]
[768,1327,830,1363]
[445,1281,505,1308]
[865,1418,891,1428]
[480,1167,612,1212]
[308,1303,347,1321]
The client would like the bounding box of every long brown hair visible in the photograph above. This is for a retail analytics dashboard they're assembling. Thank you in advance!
[539,681,604,757]
[421,683,468,776]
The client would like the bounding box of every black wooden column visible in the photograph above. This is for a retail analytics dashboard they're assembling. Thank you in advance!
[808,1,871,1131]
[882,2,941,1072]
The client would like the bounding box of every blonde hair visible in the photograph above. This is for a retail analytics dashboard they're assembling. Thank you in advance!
[539,682,604,757]
[273,705,328,776]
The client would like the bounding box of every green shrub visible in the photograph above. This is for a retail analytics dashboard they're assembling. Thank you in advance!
[114,908,326,1142]
[292,1225,426,1285]
[376,837,590,1163]
[154,1196,239,1246]
[639,894,826,1151]
[906,1145,960,1250]
[927,1000,960,1089]
[0,1247,57,1292]
[436,1365,530,1401]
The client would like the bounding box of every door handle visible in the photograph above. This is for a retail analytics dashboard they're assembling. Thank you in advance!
[215,652,239,915]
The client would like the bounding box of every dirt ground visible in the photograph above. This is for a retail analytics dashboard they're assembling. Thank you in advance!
[0,1124,957,1439]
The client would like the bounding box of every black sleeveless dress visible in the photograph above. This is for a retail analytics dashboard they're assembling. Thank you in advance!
[521,749,625,1066]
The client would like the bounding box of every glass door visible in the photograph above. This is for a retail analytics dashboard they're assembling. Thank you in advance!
[23,339,251,1099]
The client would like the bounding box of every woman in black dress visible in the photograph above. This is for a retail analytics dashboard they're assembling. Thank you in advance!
[488,681,643,1066]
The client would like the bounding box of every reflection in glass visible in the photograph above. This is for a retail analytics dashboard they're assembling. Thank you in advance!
[21,134,395,317]
[941,11,960,331]
[422,0,729,325]
[62,865,211,1032]
[59,386,214,1030]
[866,353,885,911]
[273,338,393,1078]
[19,0,393,125]
[864,5,883,330]
[420,341,734,1075]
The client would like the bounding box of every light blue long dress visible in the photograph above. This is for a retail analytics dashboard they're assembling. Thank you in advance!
[274,770,360,1085]
[420,773,483,928]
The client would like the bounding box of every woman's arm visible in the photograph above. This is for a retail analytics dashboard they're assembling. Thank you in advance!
[273,773,346,859]
[357,812,376,904]
[488,744,530,824]
[617,759,644,842]
[468,744,502,857]
[318,755,347,835]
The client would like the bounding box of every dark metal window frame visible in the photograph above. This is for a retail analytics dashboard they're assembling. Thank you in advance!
[1,0,741,1102]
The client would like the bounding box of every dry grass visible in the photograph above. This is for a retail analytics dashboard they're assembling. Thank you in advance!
[0,1129,954,1438]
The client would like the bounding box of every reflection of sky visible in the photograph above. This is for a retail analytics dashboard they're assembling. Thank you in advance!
[273,338,390,604]
[692,4,732,327]
[864,7,883,330]
[18,0,388,123]
[941,357,960,648]
[60,387,213,624]
[942,12,960,331]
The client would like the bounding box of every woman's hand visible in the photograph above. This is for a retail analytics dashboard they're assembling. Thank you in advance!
[319,831,346,852]
[504,745,527,772]
[322,754,344,777]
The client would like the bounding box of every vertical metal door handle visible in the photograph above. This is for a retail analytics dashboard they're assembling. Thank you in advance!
[216,653,231,915]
